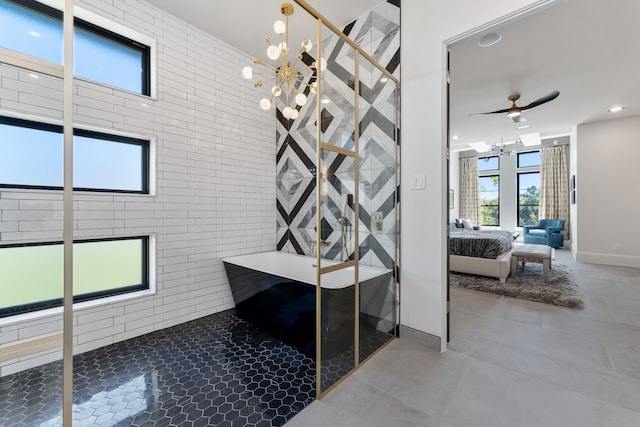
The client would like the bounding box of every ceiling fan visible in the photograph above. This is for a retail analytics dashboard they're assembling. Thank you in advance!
[471,90,560,123]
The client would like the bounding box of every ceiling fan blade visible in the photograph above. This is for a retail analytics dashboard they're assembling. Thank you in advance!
[469,107,511,116]
[520,90,560,110]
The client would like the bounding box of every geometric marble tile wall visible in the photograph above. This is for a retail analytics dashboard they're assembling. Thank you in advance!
[276,0,400,270]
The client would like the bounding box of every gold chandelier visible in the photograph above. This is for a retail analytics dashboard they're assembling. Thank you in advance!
[241,3,327,120]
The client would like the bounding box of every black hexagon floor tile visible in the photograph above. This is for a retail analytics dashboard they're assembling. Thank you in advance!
[0,309,315,427]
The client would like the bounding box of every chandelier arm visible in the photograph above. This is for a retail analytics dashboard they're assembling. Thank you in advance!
[295,64,316,72]
[256,76,279,87]
[256,62,280,72]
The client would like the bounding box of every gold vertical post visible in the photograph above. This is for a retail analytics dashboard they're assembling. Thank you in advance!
[314,16,323,400]
[62,0,74,425]
[354,51,360,366]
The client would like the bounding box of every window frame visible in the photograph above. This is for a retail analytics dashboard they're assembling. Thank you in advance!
[517,172,541,227]
[478,155,500,172]
[0,235,149,319]
[479,174,500,226]
[1,0,152,96]
[517,150,541,169]
[0,115,150,194]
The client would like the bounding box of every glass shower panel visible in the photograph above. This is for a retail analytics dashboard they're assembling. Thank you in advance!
[357,55,397,362]
[319,23,357,151]
[319,150,357,263]
[0,66,64,425]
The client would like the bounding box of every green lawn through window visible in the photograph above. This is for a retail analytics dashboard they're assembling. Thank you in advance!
[0,239,143,310]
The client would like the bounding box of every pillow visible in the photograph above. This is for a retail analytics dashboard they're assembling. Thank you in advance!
[455,218,464,228]
[462,219,474,230]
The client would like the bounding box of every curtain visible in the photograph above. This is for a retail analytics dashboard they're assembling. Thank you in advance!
[460,157,481,225]
[539,146,570,238]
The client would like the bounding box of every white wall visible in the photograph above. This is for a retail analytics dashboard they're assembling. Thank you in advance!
[576,115,640,267]
[401,0,554,349]
[0,0,275,375]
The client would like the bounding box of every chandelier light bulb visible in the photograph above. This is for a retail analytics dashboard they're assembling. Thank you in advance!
[319,58,327,71]
[260,98,272,111]
[309,82,317,94]
[282,106,295,119]
[291,109,299,120]
[301,39,312,52]
[272,86,282,96]
[278,42,288,54]
[274,20,286,35]
[295,93,307,106]
[242,66,254,79]
[267,45,280,60]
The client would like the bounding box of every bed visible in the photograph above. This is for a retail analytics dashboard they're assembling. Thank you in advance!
[449,229,514,283]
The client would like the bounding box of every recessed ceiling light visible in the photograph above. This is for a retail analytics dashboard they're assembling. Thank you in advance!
[452,135,460,140]
[28,30,41,38]
[321,98,330,104]
[516,125,530,130]
[479,32,502,47]
[608,106,624,112]
[380,77,389,83]
[28,73,40,79]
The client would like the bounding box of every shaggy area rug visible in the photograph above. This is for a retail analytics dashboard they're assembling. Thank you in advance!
[451,263,585,309]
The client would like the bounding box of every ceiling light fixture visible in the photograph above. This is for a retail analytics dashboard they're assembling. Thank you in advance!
[452,135,460,140]
[608,106,624,113]
[488,140,519,158]
[478,32,502,47]
[242,3,325,120]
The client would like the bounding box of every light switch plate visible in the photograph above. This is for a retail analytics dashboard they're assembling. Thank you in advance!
[411,174,426,190]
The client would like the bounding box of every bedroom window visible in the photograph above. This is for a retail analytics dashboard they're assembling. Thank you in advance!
[518,172,540,226]
[479,175,500,226]
[0,236,149,318]
[517,151,541,226]
[478,155,499,171]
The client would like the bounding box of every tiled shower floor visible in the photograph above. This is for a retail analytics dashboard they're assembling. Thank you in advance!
[0,310,315,427]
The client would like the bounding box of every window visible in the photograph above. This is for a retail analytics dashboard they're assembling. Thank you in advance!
[517,150,541,226]
[0,236,149,318]
[0,0,151,95]
[0,116,149,193]
[517,151,541,168]
[478,155,499,171]
[479,175,500,226]
[518,172,540,226]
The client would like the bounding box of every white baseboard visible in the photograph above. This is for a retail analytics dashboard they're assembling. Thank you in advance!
[576,252,640,268]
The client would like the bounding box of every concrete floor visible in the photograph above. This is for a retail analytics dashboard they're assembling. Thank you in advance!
[286,249,640,426]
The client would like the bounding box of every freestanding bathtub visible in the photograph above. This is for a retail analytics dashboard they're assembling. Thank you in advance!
[223,251,395,358]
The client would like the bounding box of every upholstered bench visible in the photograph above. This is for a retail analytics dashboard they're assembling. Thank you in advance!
[510,244,552,282]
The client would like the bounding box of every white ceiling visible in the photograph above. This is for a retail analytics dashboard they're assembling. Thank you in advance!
[145,0,384,60]
[449,0,640,152]
[145,1,640,155]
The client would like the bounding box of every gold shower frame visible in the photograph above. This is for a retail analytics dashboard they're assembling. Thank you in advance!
[292,0,400,399]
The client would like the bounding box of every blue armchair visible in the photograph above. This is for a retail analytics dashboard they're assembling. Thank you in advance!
[523,219,565,248]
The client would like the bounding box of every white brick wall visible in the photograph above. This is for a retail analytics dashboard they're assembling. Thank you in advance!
[0,0,276,376]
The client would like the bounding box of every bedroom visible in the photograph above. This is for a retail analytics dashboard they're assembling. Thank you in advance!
[446,0,640,314]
